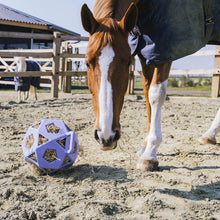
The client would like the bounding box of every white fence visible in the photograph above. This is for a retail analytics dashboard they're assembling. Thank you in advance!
[0,34,219,98]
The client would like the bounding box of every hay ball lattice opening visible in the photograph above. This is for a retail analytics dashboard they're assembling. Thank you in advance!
[22,119,79,174]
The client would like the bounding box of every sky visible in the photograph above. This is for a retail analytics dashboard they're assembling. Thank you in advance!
[0,0,215,70]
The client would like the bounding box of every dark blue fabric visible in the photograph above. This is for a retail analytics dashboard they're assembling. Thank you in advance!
[14,75,31,91]
[128,0,220,65]
[27,61,40,87]
[14,60,40,91]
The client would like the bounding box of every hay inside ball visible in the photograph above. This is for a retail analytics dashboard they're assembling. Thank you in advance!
[22,119,79,174]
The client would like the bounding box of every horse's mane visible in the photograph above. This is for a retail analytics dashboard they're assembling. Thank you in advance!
[87,18,120,58]
[94,0,118,19]
[87,0,135,58]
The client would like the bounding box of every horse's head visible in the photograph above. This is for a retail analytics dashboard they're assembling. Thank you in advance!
[14,57,26,72]
[81,3,137,150]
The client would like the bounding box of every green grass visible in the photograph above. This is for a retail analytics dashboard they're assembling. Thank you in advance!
[0,87,90,94]
[167,85,211,91]
[0,77,212,96]
[135,78,143,89]
[134,77,211,92]
[37,89,51,93]
[71,86,90,94]
[0,89,13,92]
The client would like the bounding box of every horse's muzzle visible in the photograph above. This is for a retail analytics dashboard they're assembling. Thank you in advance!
[94,129,120,150]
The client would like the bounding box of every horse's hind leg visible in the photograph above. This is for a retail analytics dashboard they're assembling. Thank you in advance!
[198,108,220,144]
[34,86,37,100]
[30,85,37,100]
[137,62,171,171]
[24,91,29,100]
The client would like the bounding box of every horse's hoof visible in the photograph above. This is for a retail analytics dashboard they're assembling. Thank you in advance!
[136,159,159,172]
[198,136,216,145]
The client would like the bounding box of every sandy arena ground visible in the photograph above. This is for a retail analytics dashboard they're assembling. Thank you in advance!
[0,91,220,220]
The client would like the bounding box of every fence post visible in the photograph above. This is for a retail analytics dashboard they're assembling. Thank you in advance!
[127,57,135,94]
[59,47,65,91]
[51,32,61,98]
[59,45,64,91]
[63,42,72,93]
[211,45,220,98]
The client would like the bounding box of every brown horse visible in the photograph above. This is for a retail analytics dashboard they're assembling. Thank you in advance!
[81,0,217,171]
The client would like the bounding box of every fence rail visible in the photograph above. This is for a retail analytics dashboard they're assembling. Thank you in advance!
[0,49,53,58]
[0,31,89,96]
[0,30,219,98]
[134,68,220,78]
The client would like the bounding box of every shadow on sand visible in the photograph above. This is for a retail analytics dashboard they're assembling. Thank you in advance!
[158,181,220,201]
[52,164,134,183]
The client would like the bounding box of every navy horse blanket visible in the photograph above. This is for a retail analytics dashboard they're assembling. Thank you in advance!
[14,60,40,91]
[129,0,220,65]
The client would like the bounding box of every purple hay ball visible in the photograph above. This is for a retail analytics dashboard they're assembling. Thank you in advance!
[22,119,79,174]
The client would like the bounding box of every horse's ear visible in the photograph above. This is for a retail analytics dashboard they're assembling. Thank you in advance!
[119,3,138,33]
[81,4,98,35]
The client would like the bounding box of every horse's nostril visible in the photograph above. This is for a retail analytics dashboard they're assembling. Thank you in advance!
[94,129,99,141]
[94,129,120,148]
[113,130,120,142]
[101,137,113,146]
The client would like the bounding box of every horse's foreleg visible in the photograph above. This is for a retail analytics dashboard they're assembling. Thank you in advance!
[137,80,167,171]
[136,63,154,156]
[30,85,37,100]
[199,108,220,144]
[34,87,38,100]
[18,91,21,102]
[137,62,171,171]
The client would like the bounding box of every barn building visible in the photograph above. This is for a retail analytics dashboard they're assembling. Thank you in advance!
[0,3,80,50]
[0,3,83,92]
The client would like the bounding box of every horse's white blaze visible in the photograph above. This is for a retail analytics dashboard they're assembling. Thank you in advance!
[202,108,220,140]
[141,80,167,161]
[98,45,115,141]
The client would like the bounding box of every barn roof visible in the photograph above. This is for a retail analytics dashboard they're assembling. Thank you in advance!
[0,3,80,36]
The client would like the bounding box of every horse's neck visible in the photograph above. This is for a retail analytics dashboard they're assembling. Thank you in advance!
[94,0,137,21]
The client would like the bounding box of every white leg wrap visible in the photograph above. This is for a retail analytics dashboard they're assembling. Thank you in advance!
[136,134,148,156]
[202,108,220,140]
[141,80,167,161]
